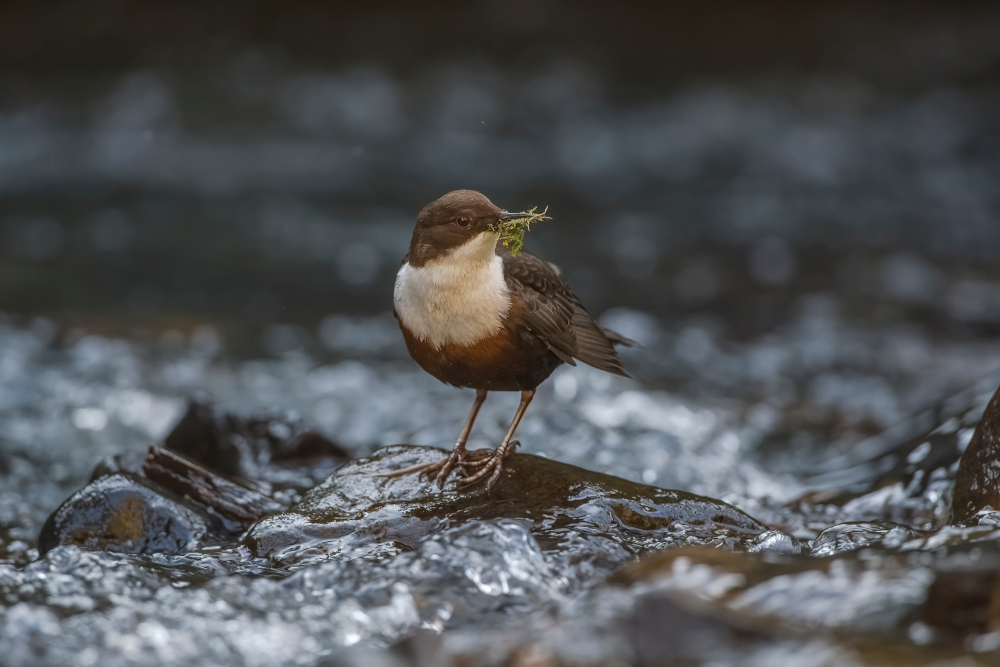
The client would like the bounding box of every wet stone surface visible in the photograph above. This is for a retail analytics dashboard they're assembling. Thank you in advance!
[954,384,1000,526]
[38,473,208,555]
[39,445,288,556]
[245,445,769,566]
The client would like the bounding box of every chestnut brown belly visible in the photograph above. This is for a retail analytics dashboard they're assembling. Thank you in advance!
[399,319,563,392]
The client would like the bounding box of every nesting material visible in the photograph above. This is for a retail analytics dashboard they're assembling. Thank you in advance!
[488,206,550,256]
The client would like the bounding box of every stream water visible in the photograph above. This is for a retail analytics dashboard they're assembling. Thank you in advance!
[3,304,1000,665]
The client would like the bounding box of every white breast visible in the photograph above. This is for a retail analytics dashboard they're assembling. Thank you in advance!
[394,232,511,348]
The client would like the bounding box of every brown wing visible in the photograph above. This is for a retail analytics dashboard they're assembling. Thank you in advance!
[503,251,631,378]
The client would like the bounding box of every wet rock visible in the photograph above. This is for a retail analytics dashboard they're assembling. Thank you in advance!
[954,384,1000,525]
[38,473,207,555]
[165,401,237,473]
[165,401,349,482]
[810,521,925,557]
[244,445,769,565]
[41,447,288,555]
[272,431,348,464]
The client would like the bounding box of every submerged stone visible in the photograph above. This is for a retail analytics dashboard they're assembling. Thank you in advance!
[38,473,207,555]
[954,384,1000,525]
[244,445,769,565]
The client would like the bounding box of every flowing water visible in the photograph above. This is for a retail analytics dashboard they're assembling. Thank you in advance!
[3,305,1000,665]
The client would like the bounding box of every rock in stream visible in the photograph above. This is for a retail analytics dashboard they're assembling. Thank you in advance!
[39,447,287,555]
[954,384,1000,525]
[245,444,770,566]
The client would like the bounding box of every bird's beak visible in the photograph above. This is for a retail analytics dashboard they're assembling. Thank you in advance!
[499,210,524,221]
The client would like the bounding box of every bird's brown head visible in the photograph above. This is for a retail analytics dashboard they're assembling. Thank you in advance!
[408,190,517,267]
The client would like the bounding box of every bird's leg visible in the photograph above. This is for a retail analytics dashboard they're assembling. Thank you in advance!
[459,389,535,492]
[373,389,486,481]
[431,388,488,488]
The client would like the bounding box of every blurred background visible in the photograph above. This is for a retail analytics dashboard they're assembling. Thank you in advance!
[1,0,999,358]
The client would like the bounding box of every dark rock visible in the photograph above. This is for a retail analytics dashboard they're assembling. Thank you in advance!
[38,473,207,555]
[164,401,239,474]
[271,431,350,464]
[165,401,349,480]
[244,445,769,566]
[42,447,289,555]
[954,384,1000,525]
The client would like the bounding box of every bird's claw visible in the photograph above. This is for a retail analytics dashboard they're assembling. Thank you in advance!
[381,442,518,494]
[431,449,461,489]
[429,447,492,487]
[456,441,520,492]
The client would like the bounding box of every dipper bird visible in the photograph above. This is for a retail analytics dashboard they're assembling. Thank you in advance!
[392,190,632,491]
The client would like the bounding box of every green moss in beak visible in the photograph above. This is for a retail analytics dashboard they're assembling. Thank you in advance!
[488,206,550,257]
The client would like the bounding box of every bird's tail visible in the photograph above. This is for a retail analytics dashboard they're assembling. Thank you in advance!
[601,328,639,348]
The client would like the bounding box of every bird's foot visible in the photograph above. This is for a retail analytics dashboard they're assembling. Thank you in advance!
[372,442,518,493]
[428,447,489,488]
[457,441,520,492]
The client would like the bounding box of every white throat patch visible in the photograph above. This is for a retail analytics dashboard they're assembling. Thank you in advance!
[394,232,510,348]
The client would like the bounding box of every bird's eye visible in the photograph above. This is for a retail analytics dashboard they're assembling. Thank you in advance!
[455,216,471,228]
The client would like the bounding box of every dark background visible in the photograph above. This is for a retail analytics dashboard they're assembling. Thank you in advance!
[1,0,999,355]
